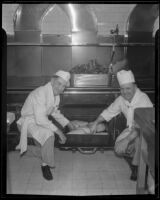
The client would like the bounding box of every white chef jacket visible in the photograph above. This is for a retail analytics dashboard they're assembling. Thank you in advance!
[16,82,69,154]
[100,88,153,141]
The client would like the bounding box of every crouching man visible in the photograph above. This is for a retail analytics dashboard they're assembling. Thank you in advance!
[16,70,76,181]
[89,70,153,181]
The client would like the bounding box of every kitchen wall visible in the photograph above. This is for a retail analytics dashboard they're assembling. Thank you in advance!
[3,4,129,88]
[2,4,135,36]
[2,4,157,89]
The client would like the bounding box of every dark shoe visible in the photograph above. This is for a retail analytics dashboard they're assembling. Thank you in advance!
[130,165,138,181]
[41,165,53,180]
[123,156,133,170]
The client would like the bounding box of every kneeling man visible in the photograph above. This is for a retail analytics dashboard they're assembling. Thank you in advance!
[89,69,153,181]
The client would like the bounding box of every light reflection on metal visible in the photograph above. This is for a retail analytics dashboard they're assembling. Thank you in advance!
[124,33,128,56]
[7,42,154,46]
[41,5,56,21]
[68,4,79,32]
[124,4,136,36]
[60,4,97,33]
[14,4,98,43]
[60,4,98,44]
[13,5,22,30]
[153,16,159,37]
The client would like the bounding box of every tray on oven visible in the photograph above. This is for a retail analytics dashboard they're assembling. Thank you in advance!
[70,74,111,87]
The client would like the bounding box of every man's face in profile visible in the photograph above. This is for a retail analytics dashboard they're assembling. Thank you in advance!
[51,77,67,96]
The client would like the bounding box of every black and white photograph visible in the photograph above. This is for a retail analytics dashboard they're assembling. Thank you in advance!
[1,2,159,197]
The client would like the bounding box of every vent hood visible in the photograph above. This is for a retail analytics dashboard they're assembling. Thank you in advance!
[13,4,98,43]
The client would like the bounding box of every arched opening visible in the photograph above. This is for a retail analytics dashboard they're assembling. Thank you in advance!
[126,4,159,84]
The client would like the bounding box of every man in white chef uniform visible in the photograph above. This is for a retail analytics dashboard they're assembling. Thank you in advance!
[16,70,76,180]
[89,69,153,181]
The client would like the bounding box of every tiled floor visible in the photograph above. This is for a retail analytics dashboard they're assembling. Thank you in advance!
[7,148,136,195]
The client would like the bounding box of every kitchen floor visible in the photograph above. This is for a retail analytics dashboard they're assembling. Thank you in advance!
[7,148,136,196]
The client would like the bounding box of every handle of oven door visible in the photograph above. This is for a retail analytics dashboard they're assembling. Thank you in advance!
[77,147,97,154]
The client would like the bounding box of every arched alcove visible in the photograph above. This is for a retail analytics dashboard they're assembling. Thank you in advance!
[41,4,72,78]
[41,4,71,35]
[126,4,159,81]
[2,4,19,35]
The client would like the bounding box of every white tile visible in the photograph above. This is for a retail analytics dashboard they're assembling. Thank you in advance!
[19,165,34,173]
[72,171,86,180]
[42,178,55,186]
[31,166,43,175]
[115,180,136,190]
[59,183,72,191]
[87,179,102,190]
[102,180,117,190]
[56,179,72,190]
[86,171,101,180]
[102,189,113,195]
[55,170,73,181]
[87,189,103,196]
[57,164,73,172]
[41,180,59,195]
[7,151,20,160]
[25,189,42,195]
[28,174,44,186]
[114,171,130,180]
[99,170,116,181]
[25,184,43,195]
[7,171,31,185]
[72,179,87,190]
[54,189,73,196]
[71,188,87,196]
[8,182,27,194]
[7,164,21,173]
[41,190,57,195]
[102,189,120,195]
[72,189,87,196]
[7,149,136,196]
[129,180,137,188]
[109,189,136,195]
[41,186,58,194]
[41,187,57,195]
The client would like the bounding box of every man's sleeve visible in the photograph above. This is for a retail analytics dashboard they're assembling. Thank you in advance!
[32,92,58,132]
[100,96,122,121]
[140,94,153,107]
[51,109,70,127]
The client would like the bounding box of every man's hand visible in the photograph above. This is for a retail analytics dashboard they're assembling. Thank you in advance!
[131,121,140,131]
[55,129,67,144]
[88,116,105,134]
[88,121,97,134]
[67,121,77,131]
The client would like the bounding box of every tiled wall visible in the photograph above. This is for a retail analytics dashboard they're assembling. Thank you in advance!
[2,3,136,36]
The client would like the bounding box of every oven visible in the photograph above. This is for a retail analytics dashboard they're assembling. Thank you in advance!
[7,85,154,153]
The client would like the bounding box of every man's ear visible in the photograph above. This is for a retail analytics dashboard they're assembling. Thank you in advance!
[66,81,70,87]
[134,84,137,89]
[51,77,55,85]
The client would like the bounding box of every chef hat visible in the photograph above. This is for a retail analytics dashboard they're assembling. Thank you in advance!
[55,70,71,83]
[117,70,135,86]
